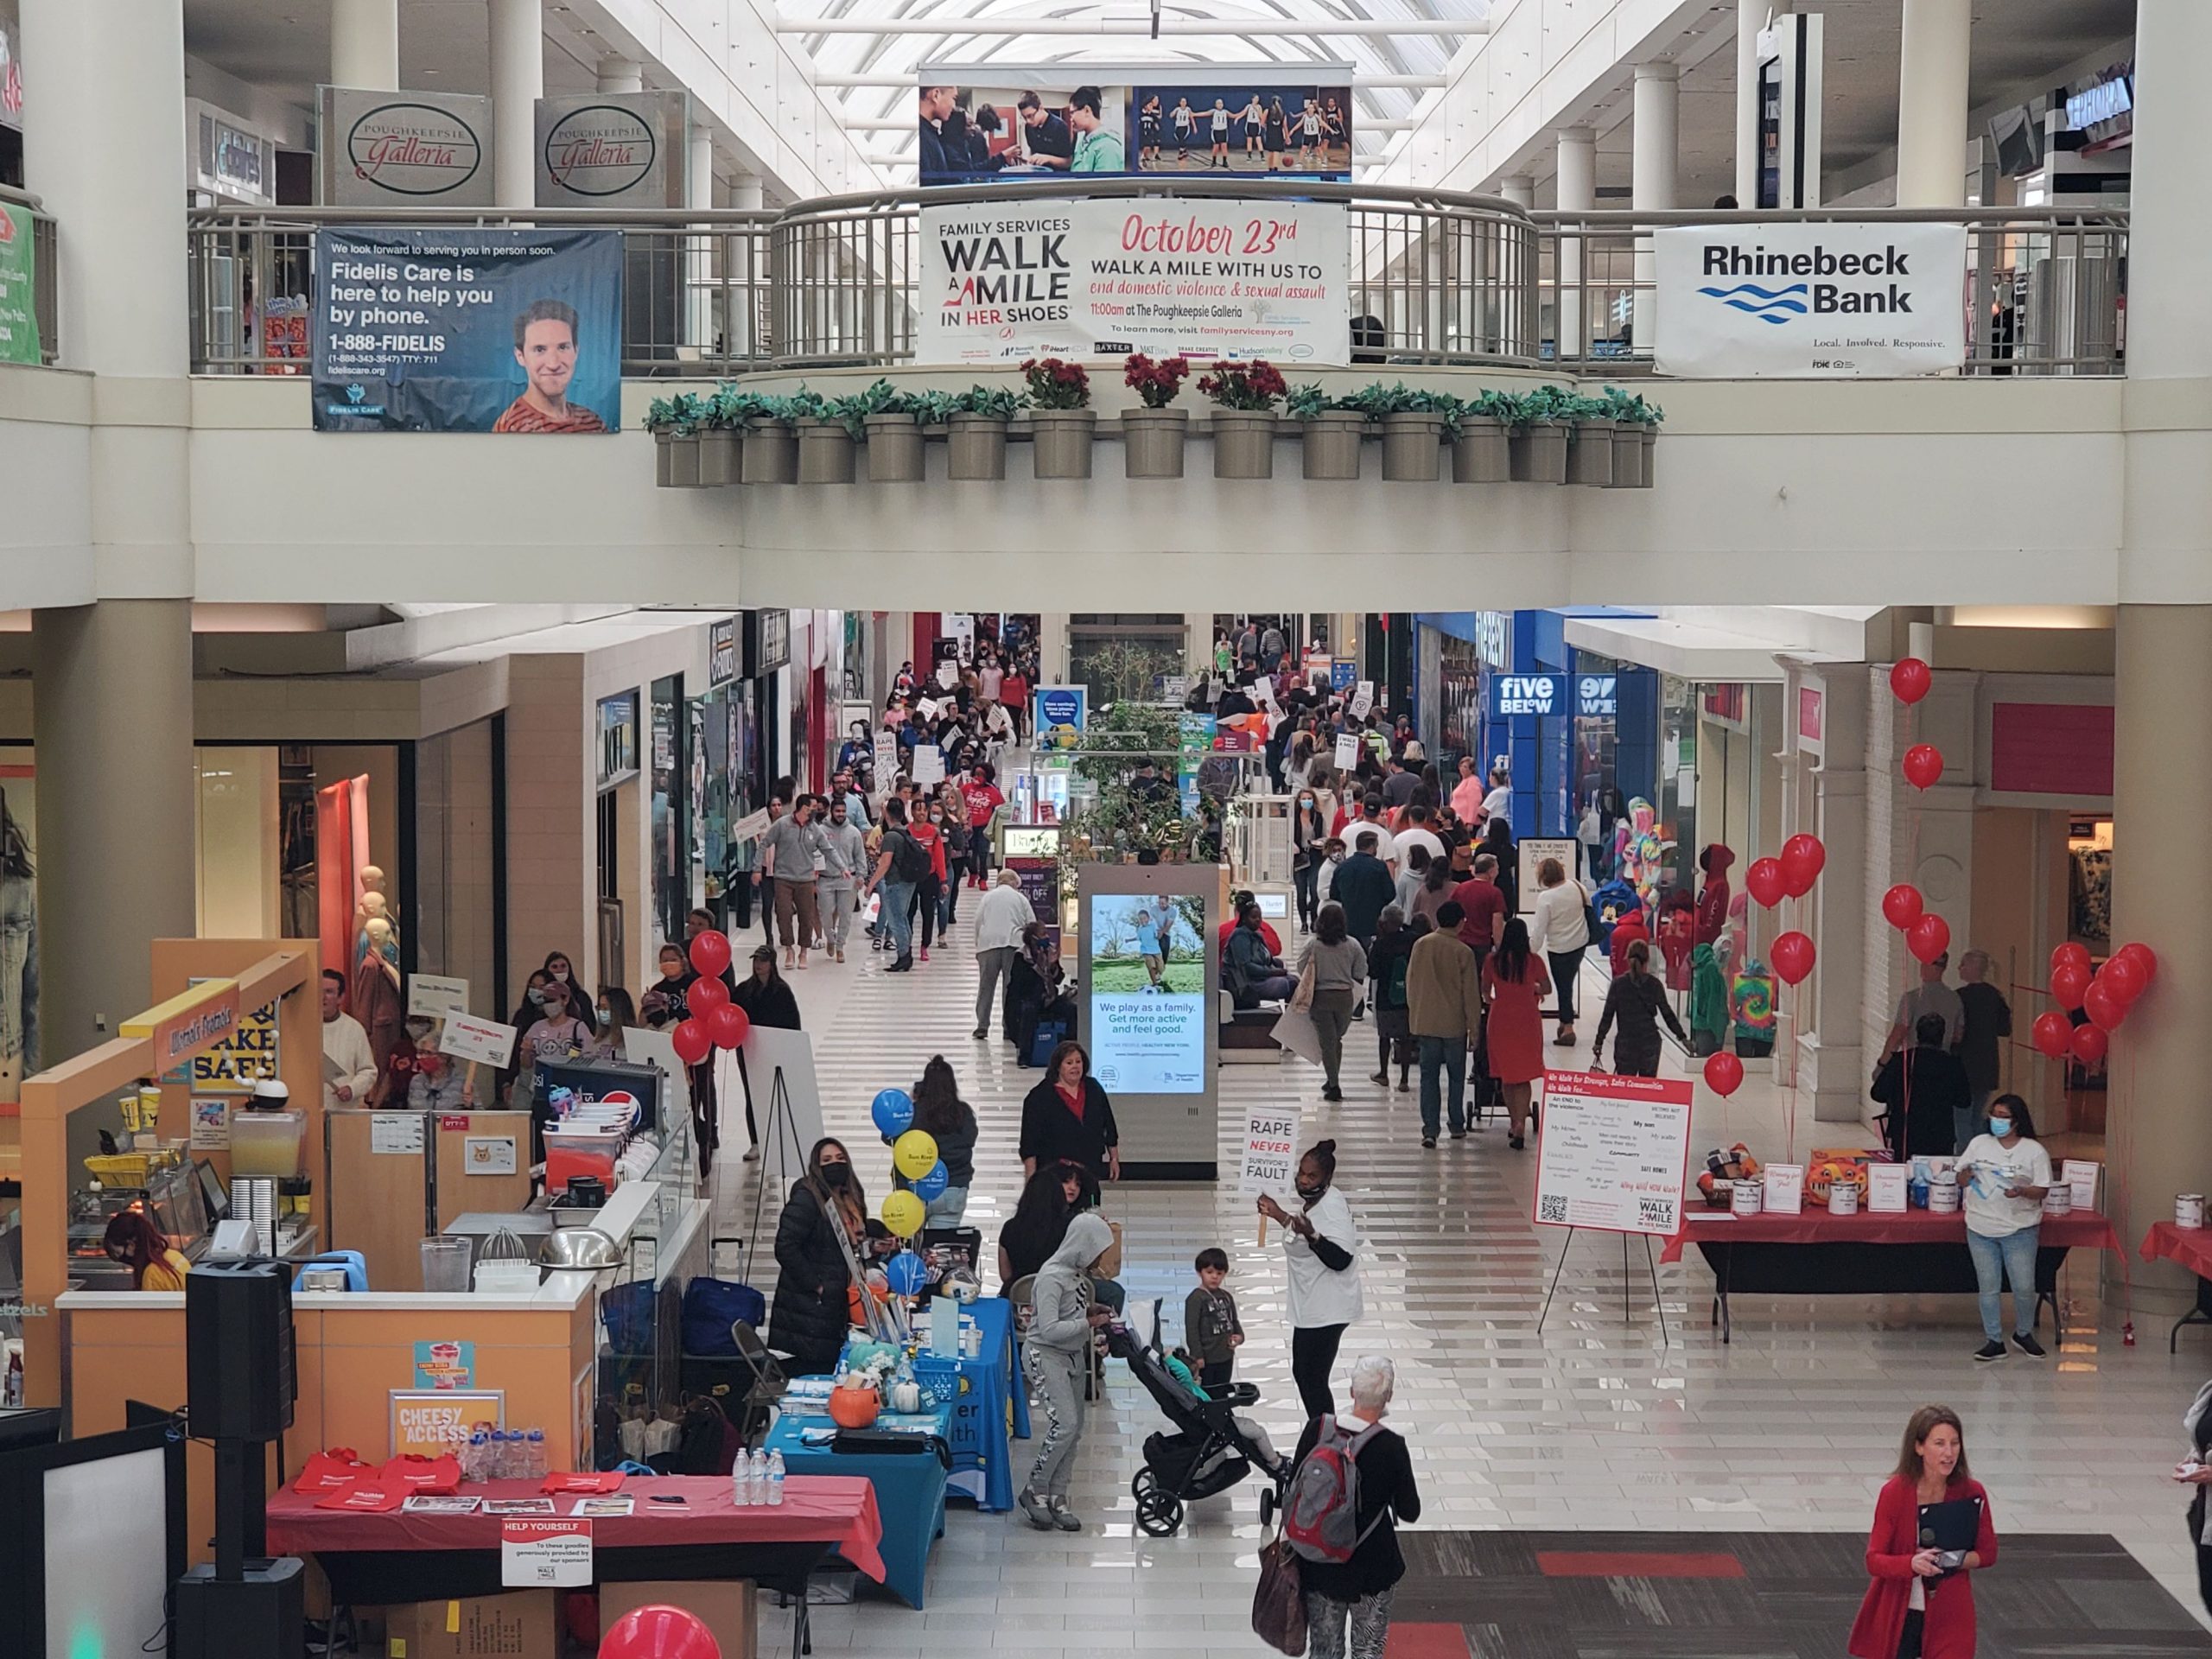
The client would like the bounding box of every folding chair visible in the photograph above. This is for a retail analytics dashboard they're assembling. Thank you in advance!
[729,1319,789,1446]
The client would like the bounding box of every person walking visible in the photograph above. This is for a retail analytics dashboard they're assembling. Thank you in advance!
[906,800,949,962]
[1955,950,2012,1152]
[897,1054,979,1225]
[1484,918,1552,1151]
[1479,817,1518,914]
[1450,853,1510,976]
[1290,1356,1423,1659]
[1847,1405,1997,1659]
[1873,1014,1972,1162]
[1529,855,1592,1046]
[760,795,823,971]
[817,795,867,964]
[1365,906,1415,1093]
[2176,1377,2212,1618]
[1590,938,1688,1077]
[1020,1039,1121,1182]
[1297,903,1368,1103]
[1955,1093,2051,1362]
[1019,1211,1116,1533]
[863,799,926,972]
[1291,785,1329,931]
[1407,900,1482,1148]
[973,869,1037,1041]
[1329,830,1395,948]
[1256,1139,1362,1421]
[961,761,1005,888]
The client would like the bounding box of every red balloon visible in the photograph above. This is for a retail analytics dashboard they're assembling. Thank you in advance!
[601,1605,722,1659]
[2049,962,2090,1011]
[1779,834,1827,898]
[1890,658,1932,705]
[1702,1052,1745,1097]
[1901,743,1944,791]
[2069,1022,2108,1065]
[1771,931,1816,986]
[2050,941,2093,977]
[2100,953,2147,1004]
[689,929,734,979]
[2031,1010,2074,1059]
[706,1001,752,1051]
[1905,913,1950,964]
[1880,884,1924,931]
[2117,941,2159,988]
[688,975,730,1014]
[670,1018,712,1067]
[2082,982,2126,1033]
[1745,857,1788,909]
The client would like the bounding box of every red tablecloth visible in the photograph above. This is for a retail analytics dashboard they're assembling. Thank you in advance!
[1660,1206,2121,1264]
[2140,1221,2212,1280]
[265,1476,886,1583]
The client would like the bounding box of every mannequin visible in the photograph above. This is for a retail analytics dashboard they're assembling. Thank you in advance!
[352,914,404,1070]
[354,866,400,969]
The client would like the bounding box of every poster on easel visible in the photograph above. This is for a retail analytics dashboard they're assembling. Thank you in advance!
[1531,1070,1694,1236]
[738,1024,827,1190]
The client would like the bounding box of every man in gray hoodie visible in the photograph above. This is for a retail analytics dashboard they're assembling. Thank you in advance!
[1019,1211,1115,1530]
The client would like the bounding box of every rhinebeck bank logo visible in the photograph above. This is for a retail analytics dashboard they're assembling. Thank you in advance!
[347,101,484,197]
[543,104,657,195]
[1695,239,1919,326]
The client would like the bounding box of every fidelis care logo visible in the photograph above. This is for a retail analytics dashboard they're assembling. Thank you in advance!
[347,101,484,196]
[543,105,657,195]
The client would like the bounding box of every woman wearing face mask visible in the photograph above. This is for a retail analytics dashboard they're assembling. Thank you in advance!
[501,970,554,1100]
[771,1138,871,1377]
[1291,786,1329,931]
[1848,1405,1996,1659]
[1955,1093,2051,1363]
[638,944,690,1030]
[593,986,637,1062]
[408,1028,474,1110]
[1256,1138,1363,1421]
[543,950,596,1036]
[1018,1211,1117,1531]
[516,978,590,1114]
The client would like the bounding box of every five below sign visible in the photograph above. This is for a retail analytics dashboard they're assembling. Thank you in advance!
[1490,674,1617,719]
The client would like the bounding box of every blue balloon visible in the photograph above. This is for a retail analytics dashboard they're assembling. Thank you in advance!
[870,1088,913,1137]
[884,1249,927,1296]
[911,1160,950,1202]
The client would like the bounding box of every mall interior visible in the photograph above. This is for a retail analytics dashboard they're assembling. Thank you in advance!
[3,0,2210,1656]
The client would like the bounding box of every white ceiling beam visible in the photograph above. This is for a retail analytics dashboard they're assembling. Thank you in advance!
[814,71,1449,86]
[851,114,1420,130]
[785,17,1483,34]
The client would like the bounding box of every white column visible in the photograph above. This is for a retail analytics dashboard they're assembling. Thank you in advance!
[686,125,715,353]
[1497,174,1534,209]
[331,0,399,91]
[726,175,765,211]
[1554,127,1594,360]
[1631,61,1678,350]
[724,175,765,358]
[488,0,542,210]
[1894,0,1970,207]
[594,55,643,95]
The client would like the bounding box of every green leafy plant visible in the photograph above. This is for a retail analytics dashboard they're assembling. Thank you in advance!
[1502,385,1580,429]
[779,387,832,424]
[658,391,709,436]
[645,396,679,435]
[1599,385,1664,428]
[905,389,963,426]
[1020,358,1091,410]
[1335,381,1455,420]
[953,385,1027,422]
[1283,383,1333,421]
[707,385,772,430]
[842,378,912,419]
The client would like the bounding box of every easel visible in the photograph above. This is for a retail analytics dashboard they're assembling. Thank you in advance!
[740,1061,809,1283]
[1535,1227,1669,1345]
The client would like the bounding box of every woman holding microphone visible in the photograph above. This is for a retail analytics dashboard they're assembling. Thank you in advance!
[1848,1406,1997,1659]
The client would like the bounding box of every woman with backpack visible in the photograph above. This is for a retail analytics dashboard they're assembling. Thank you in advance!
[1365,906,1417,1093]
[1285,1355,1422,1659]
[1529,855,1592,1047]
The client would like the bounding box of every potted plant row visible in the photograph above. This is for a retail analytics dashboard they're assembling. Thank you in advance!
[1197,360,1288,480]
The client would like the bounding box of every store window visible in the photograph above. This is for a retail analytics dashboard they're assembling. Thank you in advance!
[2068,816,2112,948]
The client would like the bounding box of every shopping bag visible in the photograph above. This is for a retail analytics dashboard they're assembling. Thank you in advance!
[1269,1004,1325,1069]
[1251,1530,1308,1655]
[1288,962,1317,1015]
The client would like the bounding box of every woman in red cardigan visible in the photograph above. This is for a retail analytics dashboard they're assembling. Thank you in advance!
[1849,1405,1999,1658]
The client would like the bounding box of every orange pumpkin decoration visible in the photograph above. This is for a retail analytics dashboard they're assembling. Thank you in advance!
[827,1384,880,1429]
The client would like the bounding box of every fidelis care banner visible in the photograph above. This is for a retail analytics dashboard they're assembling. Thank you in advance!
[310,227,622,432]
[917,197,1349,366]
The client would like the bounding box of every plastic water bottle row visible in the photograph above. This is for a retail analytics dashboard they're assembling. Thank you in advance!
[462,1426,549,1482]
[731,1448,785,1505]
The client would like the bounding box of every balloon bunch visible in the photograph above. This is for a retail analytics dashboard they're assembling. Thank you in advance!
[2031,940,2158,1065]
[668,931,749,1065]
[1743,833,1823,986]
[867,1086,953,1240]
[1876,881,1950,964]
[1890,658,1943,790]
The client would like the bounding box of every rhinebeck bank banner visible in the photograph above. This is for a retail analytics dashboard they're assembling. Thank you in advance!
[917,197,1349,365]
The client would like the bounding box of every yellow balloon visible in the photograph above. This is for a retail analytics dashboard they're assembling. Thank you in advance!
[893,1130,940,1182]
[881,1191,926,1237]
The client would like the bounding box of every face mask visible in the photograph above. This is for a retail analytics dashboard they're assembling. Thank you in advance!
[550,967,569,981]
[1988,1117,2012,1137]
[596,1006,610,1021]
[528,988,547,1007]
[1294,1179,1324,1201]
[820,1162,852,1188]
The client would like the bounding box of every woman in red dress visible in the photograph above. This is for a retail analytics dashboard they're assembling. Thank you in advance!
[1482,917,1551,1152]
[1849,1405,1998,1659]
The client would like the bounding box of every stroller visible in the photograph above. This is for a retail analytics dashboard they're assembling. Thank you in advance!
[1110,1300,1289,1536]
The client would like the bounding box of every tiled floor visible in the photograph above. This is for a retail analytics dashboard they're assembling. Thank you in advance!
[697,883,2212,1656]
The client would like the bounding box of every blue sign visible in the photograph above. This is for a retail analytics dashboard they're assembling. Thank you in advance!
[1489,673,1567,718]
[1033,684,1088,751]
[1573,672,1618,717]
[1330,661,1357,692]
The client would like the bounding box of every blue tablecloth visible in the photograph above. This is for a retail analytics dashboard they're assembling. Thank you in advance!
[945,1295,1027,1512]
[763,1403,950,1609]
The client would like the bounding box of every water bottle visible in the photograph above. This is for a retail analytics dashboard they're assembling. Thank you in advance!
[732,1446,751,1506]
[463,1427,489,1484]
[525,1428,548,1481]
[766,1451,785,1506]
[499,1429,522,1481]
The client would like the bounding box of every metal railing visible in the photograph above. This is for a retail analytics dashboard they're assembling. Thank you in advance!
[1,183,60,367]
[184,189,2126,380]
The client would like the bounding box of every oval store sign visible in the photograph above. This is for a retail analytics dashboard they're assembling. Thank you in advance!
[347,101,484,197]
[543,104,657,196]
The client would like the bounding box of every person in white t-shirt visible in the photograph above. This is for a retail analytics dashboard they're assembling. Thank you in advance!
[1257,1138,1362,1421]
[1955,1091,2052,1363]
[1480,764,1513,824]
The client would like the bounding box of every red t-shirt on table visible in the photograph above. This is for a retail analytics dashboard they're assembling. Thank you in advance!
[1452,879,1508,950]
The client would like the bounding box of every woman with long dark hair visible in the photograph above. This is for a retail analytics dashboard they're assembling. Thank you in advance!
[899,1054,980,1224]
[1291,784,1329,931]
[593,985,638,1061]
[1484,917,1553,1150]
[1479,817,1517,913]
[1848,1405,1996,1658]
[543,949,597,1036]
[1592,939,1687,1079]
[771,1138,870,1376]
[1410,839,1457,933]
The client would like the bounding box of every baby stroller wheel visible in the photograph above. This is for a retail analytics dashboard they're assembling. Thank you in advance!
[1131,1468,1183,1536]
[1258,1485,1276,1528]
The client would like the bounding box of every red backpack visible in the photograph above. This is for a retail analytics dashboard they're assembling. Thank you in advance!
[1282,1414,1384,1563]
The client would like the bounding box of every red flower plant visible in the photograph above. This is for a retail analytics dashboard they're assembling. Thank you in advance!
[1020,357,1090,410]
[1122,353,1191,410]
[1196,359,1287,412]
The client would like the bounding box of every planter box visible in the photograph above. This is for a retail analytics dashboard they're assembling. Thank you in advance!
[795,417,856,484]
[1450,417,1510,484]
[1609,422,1644,489]
[1122,408,1188,478]
[1567,418,1616,487]
[1509,422,1567,484]
[947,414,1008,480]
[864,412,925,482]
[1211,410,1276,480]
[1641,425,1657,488]
[1380,411,1444,482]
[1300,410,1363,480]
[655,432,701,488]
[1029,408,1096,480]
[741,423,798,484]
[698,429,741,487]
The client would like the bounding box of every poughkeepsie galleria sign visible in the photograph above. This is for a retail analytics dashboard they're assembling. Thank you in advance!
[1652,222,1967,378]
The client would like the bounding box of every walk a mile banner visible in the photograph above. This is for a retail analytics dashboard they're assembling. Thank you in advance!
[918,197,1348,366]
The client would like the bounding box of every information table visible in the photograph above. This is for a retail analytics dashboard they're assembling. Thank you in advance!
[1661,1207,2122,1343]
[2138,1222,2212,1351]
[763,1403,950,1608]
